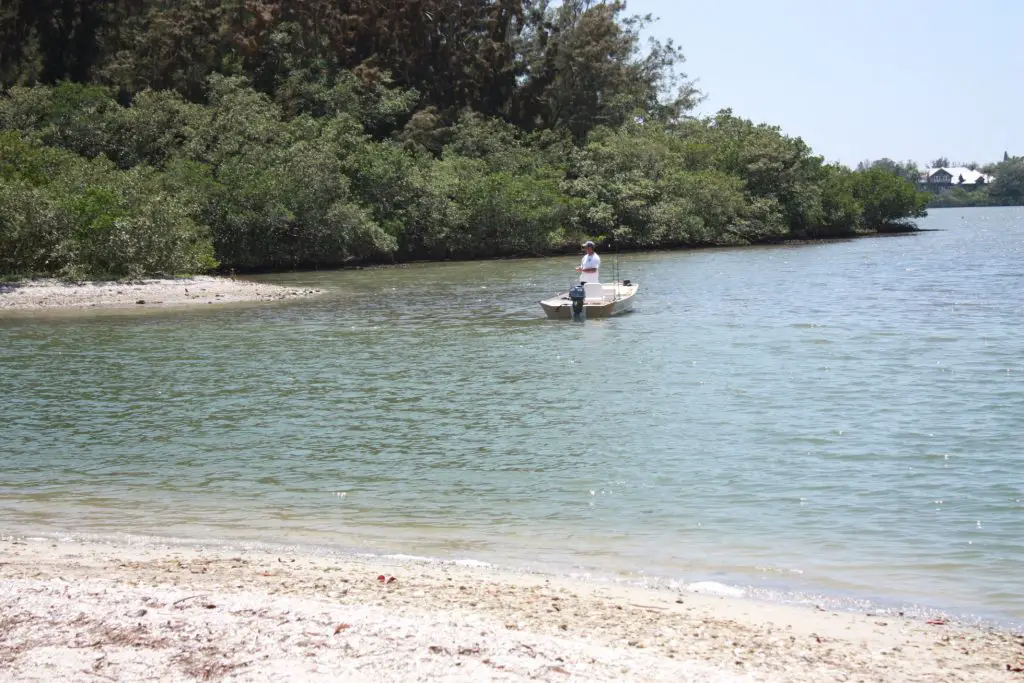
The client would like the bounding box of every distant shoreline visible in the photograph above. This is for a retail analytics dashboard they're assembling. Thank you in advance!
[1,535,1019,682]
[926,198,1024,209]
[0,275,321,312]
[0,229,922,312]
[214,225,926,275]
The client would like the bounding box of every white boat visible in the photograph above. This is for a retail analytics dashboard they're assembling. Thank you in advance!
[539,280,639,319]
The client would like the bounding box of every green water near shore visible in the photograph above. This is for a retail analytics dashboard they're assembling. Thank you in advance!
[2,207,1022,624]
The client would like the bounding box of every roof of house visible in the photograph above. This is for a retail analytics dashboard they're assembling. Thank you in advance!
[922,167,995,185]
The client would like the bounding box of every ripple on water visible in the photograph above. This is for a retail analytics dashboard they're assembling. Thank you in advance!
[2,208,1024,625]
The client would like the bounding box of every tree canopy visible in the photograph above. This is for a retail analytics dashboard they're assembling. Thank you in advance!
[989,157,1024,204]
[1,0,931,279]
[0,0,695,138]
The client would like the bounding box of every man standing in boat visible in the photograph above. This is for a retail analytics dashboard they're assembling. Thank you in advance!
[576,240,600,283]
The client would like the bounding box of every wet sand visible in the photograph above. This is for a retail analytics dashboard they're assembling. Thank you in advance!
[0,276,319,311]
[1,537,1020,682]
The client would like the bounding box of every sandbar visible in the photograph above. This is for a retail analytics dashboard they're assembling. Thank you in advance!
[0,276,319,312]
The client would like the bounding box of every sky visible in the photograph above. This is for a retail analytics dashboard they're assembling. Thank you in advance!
[625,0,1022,167]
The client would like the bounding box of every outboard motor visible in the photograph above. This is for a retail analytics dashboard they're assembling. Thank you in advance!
[569,282,586,319]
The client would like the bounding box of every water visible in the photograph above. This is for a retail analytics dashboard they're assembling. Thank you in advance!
[2,207,1022,625]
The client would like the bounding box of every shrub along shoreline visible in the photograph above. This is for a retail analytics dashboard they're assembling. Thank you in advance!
[0,81,929,281]
[1,2,929,282]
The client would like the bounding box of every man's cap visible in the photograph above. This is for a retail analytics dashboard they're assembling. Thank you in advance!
[582,240,595,248]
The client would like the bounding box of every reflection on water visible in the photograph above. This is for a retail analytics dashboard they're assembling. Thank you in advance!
[2,207,1023,624]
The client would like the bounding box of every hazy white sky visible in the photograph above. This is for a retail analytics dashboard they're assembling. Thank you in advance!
[626,0,1022,167]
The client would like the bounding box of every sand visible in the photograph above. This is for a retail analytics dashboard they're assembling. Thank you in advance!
[1,537,1021,682]
[0,277,320,311]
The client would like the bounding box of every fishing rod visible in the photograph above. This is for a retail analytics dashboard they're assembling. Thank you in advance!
[612,235,620,301]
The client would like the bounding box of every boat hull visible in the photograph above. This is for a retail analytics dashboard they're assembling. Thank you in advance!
[539,282,638,319]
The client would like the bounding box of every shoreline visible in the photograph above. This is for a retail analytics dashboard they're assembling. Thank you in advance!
[0,227,926,310]
[0,276,321,312]
[2,536,1020,682]
[6,525,1019,630]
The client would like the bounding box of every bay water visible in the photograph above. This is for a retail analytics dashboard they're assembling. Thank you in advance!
[2,207,1022,625]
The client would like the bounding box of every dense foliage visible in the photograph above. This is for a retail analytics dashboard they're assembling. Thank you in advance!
[1,0,928,279]
[987,158,1024,204]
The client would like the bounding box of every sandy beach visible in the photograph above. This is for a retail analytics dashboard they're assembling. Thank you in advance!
[0,277,320,311]
[1,537,1020,682]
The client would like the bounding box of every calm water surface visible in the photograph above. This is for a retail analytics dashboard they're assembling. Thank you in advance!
[2,207,1022,624]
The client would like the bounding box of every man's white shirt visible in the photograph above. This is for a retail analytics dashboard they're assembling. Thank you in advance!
[579,253,600,283]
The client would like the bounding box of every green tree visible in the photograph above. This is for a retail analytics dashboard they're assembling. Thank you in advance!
[0,130,217,278]
[509,0,698,141]
[989,158,1024,203]
[815,164,863,236]
[859,158,919,183]
[686,109,825,234]
[853,168,928,230]
[0,4,937,279]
